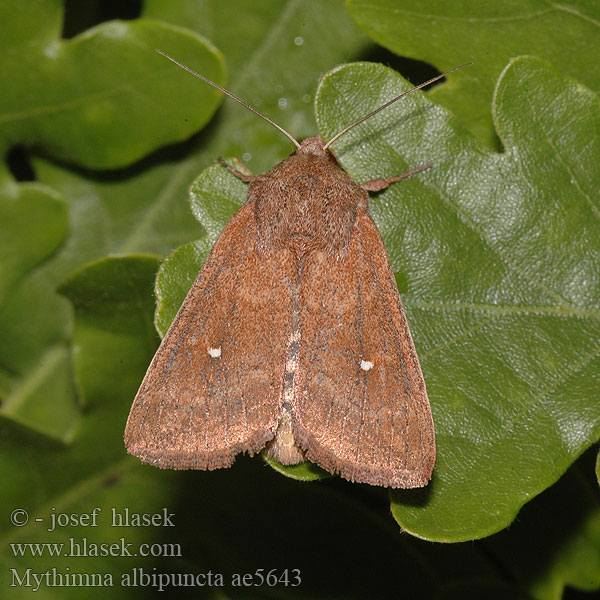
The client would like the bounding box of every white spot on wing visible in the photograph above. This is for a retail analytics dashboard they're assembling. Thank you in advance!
[360,359,374,371]
[208,346,222,358]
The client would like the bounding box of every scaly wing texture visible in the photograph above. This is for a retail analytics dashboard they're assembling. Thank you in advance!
[125,200,295,469]
[293,211,435,487]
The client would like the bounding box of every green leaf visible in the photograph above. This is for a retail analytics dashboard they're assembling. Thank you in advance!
[32,155,208,286]
[154,239,211,336]
[262,453,331,482]
[0,2,225,169]
[0,183,66,305]
[347,0,600,148]
[165,57,599,542]
[319,58,599,541]
[0,277,77,442]
[143,0,371,173]
[0,181,77,441]
[59,256,162,405]
[484,450,600,599]
[1,254,179,600]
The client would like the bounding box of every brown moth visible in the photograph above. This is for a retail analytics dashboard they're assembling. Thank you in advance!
[125,52,469,487]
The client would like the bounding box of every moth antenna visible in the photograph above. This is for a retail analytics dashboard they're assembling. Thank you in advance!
[324,62,472,150]
[156,49,301,149]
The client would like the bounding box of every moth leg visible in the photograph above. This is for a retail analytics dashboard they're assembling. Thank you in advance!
[218,156,256,182]
[360,162,432,192]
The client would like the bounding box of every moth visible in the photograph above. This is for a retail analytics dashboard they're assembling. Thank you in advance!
[125,52,469,487]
